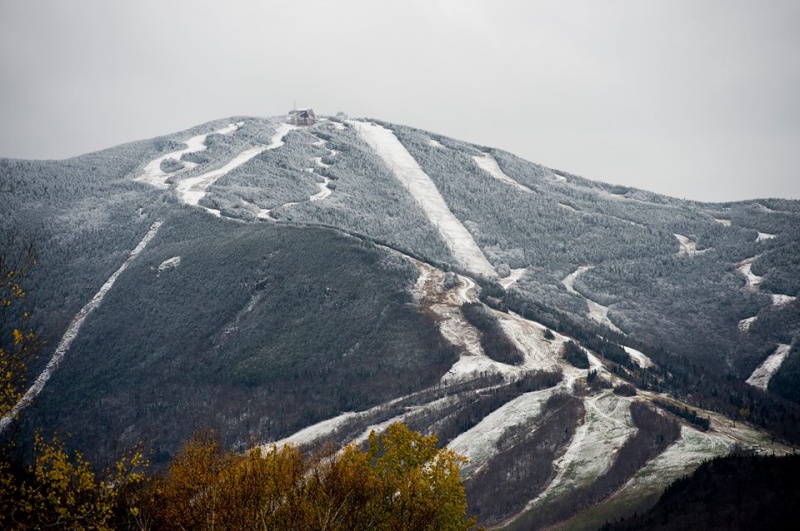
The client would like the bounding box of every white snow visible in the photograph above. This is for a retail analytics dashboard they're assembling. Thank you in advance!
[472,153,533,193]
[757,232,776,242]
[714,218,732,227]
[271,411,360,448]
[428,138,445,148]
[350,120,496,278]
[134,123,241,189]
[559,203,580,212]
[737,316,758,333]
[499,267,526,289]
[746,343,792,390]
[0,221,163,434]
[623,425,734,491]
[562,266,624,334]
[674,233,697,255]
[157,256,181,272]
[772,294,797,306]
[176,123,297,215]
[448,387,560,475]
[737,256,796,307]
[527,393,636,510]
[737,257,763,290]
[622,346,654,369]
[310,177,332,202]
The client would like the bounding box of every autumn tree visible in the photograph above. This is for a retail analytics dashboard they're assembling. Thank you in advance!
[142,423,478,530]
[0,230,39,420]
[0,432,146,529]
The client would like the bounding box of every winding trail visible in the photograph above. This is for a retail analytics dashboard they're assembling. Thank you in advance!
[177,123,297,216]
[0,221,163,433]
[134,123,241,189]
[562,266,623,334]
[350,120,496,279]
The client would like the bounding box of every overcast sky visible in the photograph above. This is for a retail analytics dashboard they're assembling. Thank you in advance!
[1,1,798,202]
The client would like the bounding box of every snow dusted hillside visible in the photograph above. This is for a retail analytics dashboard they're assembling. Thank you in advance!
[3,112,800,528]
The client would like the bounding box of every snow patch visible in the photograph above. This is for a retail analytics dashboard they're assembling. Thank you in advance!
[737,257,763,290]
[472,153,533,193]
[738,316,758,333]
[622,346,654,369]
[713,218,732,226]
[674,233,697,255]
[157,256,181,272]
[428,137,445,148]
[772,294,797,306]
[746,344,792,390]
[757,232,776,242]
[350,120,496,278]
[0,221,163,434]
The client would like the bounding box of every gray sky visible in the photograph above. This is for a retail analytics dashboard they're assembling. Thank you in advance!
[1,1,798,202]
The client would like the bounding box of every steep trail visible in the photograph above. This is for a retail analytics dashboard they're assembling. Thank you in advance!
[350,120,497,279]
[0,221,163,433]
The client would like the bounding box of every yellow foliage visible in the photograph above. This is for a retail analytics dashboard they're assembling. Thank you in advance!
[142,423,478,531]
[0,433,147,529]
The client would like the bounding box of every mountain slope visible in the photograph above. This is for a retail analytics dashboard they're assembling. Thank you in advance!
[2,113,799,528]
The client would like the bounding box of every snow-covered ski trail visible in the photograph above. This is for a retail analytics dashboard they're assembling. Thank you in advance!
[746,343,792,390]
[674,233,697,255]
[177,123,297,216]
[0,221,163,433]
[134,123,241,189]
[562,266,623,334]
[737,256,797,306]
[472,153,533,193]
[522,393,635,516]
[350,120,496,278]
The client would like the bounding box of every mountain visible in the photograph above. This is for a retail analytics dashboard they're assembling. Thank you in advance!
[1,114,799,528]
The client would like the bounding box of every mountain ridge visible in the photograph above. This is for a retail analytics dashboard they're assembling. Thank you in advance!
[2,114,799,528]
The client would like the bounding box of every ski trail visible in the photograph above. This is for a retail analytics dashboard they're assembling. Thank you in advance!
[176,123,297,216]
[525,393,635,512]
[674,233,697,255]
[448,386,559,476]
[472,153,533,193]
[499,268,527,289]
[350,120,496,278]
[736,256,796,306]
[562,266,623,334]
[622,346,654,368]
[746,343,792,390]
[0,221,163,433]
[134,122,241,188]
[738,316,757,332]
